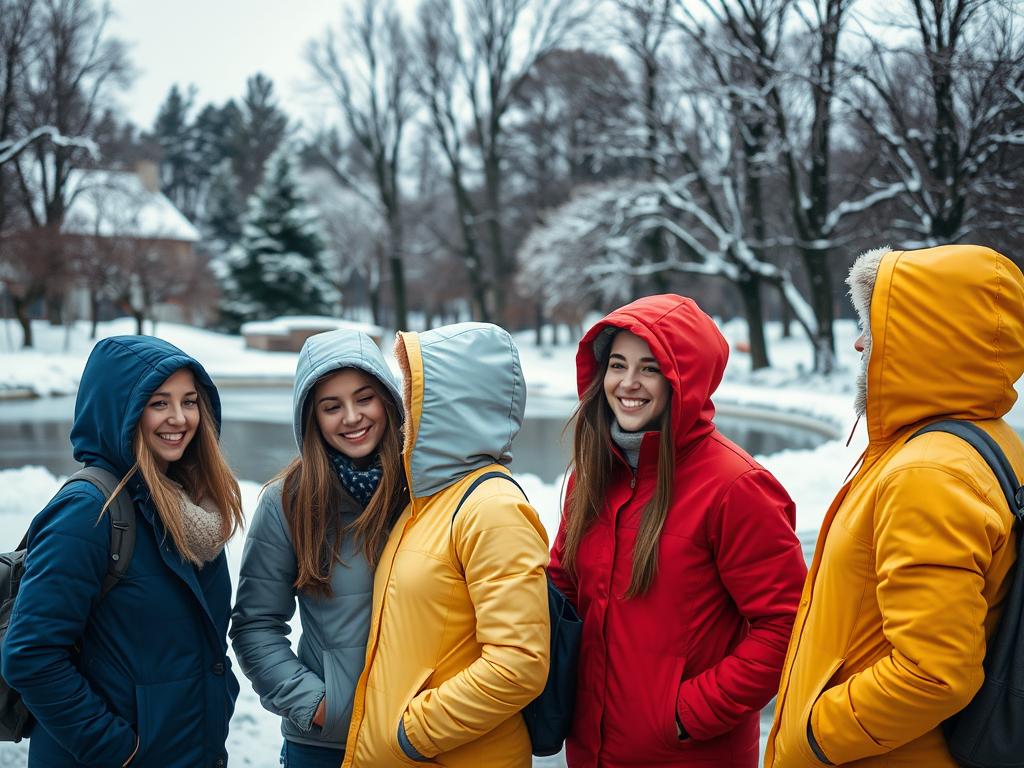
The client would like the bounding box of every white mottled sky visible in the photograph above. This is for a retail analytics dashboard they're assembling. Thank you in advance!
[106,0,359,131]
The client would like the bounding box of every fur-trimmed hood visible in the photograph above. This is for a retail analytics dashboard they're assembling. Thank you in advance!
[846,244,1024,442]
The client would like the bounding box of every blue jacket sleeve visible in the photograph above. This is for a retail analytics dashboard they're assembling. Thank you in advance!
[229,484,325,731]
[1,486,137,768]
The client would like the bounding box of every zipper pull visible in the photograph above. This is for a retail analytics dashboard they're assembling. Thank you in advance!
[630,475,636,490]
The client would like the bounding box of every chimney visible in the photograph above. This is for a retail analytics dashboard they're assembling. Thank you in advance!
[135,160,160,194]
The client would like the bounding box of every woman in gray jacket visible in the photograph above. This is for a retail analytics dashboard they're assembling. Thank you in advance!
[230,329,407,768]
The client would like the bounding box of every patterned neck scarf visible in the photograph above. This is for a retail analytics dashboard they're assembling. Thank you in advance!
[327,448,383,508]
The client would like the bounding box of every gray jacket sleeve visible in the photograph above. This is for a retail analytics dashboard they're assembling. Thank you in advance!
[229,483,324,731]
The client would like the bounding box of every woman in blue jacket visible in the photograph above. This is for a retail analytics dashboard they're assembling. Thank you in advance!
[230,329,407,768]
[2,336,245,768]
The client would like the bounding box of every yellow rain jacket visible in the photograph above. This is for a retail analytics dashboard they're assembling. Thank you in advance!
[342,323,550,768]
[765,245,1024,768]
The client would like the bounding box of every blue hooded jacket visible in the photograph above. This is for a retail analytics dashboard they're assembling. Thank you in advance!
[1,336,239,768]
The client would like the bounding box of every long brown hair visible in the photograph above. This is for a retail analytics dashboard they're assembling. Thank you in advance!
[561,337,675,599]
[279,370,406,599]
[103,381,245,565]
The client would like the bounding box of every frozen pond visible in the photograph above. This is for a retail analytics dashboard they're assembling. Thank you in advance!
[0,388,832,484]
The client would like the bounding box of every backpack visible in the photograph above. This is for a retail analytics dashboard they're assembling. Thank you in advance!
[0,466,136,743]
[907,419,1024,768]
[450,471,583,757]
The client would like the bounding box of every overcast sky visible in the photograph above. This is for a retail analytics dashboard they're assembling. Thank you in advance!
[106,0,355,132]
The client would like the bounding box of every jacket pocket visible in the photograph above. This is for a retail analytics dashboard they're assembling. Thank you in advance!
[388,667,440,766]
[320,648,364,743]
[661,656,694,751]
[133,677,204,766]
[795,657,844,766]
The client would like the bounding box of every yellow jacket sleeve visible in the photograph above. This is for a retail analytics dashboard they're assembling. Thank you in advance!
[812,463,1011,764]
[403,494,551,757]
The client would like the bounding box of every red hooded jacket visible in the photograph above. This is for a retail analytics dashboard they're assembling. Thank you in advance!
[549,295,807,767]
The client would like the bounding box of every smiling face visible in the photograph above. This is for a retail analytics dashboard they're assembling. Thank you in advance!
[603,330,670,433]
[314,369,388,466]
[139,368,200,473]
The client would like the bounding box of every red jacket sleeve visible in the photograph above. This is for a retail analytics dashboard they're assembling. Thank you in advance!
[676,469,807,740]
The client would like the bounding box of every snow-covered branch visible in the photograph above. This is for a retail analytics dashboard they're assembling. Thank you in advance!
[0,127,99,167]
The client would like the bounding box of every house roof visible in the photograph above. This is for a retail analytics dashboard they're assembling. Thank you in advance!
[61,169,200,243]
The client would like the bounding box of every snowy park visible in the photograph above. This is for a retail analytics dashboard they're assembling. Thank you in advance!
[0,313,881,767]
[3,0,1023,764]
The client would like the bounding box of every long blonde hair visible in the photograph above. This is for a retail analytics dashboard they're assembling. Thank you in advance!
[103,383,245,565]
[278,370,407,599]
[561,339,675,599]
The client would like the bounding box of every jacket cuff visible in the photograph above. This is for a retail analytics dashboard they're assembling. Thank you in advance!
[807,713,833,765]
[675,713,689,741]
[298,693,325,732]
[398,717,429,762]
[675,689,704,740]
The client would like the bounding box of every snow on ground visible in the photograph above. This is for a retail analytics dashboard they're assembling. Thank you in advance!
[1,314,874,766]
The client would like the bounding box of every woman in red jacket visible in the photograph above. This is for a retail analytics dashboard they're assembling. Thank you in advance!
[549,294,807,767]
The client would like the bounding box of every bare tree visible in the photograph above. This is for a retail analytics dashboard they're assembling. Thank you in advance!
[849,0,1024,248]
[675,0,870,372]
[414,0,491,320]
[304,166,388,324]
[413,0,590,327]
[309,0,414,331]
[11,0,131,228]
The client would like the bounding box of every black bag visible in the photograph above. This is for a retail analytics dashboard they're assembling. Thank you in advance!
[908,420,1024,768]
[450,471,583,757]
[0,467,136,743]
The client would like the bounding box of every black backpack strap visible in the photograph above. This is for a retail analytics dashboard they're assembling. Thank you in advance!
[449,471,529,569]
[61,467,137,601]
[908,419,1024,523]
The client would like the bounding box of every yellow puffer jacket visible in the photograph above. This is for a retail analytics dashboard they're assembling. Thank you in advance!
[765,245,1024,768]
[342,324,550,768]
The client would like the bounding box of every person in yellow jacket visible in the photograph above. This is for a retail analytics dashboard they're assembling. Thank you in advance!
[765,244,1024,768]
[342,322,550,768]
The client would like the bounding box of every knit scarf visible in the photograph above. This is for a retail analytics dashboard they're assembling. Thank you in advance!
[178,493,225,566]
[610,420,648,471]
[327,448,383,508]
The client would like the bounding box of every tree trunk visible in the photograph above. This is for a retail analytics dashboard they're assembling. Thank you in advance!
[387,212,408,332]
[483,148,510,328]
[12,296,33,347]
[90,290,100,339]
[780,297,792,337]
[801,246,836,373]
[737,274,770,370]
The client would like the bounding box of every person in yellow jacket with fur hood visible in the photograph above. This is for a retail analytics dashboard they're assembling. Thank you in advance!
[342,322,550,768]
[764,244,1024,768]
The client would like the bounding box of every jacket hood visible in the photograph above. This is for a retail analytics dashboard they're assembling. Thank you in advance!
[292,329,404,451]
[394,322,525,499]
[71,336,222,476]
[854,244,1024,442]
[578,294,728,451]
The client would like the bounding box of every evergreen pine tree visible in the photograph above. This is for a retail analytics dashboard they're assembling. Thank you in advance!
[218,146,336,331]
[203,159,245,251]
[154,84,199,219]
[233,74,288,199]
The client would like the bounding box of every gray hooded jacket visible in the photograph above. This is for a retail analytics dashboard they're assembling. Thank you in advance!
[229,329,402,749]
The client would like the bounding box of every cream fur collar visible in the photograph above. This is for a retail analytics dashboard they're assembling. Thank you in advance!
[846,247,888,417]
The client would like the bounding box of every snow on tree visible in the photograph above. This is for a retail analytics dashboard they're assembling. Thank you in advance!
[217,145,337,331]
[516,176,819,349]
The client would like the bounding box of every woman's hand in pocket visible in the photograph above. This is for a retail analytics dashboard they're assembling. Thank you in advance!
[312,697,326,728]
